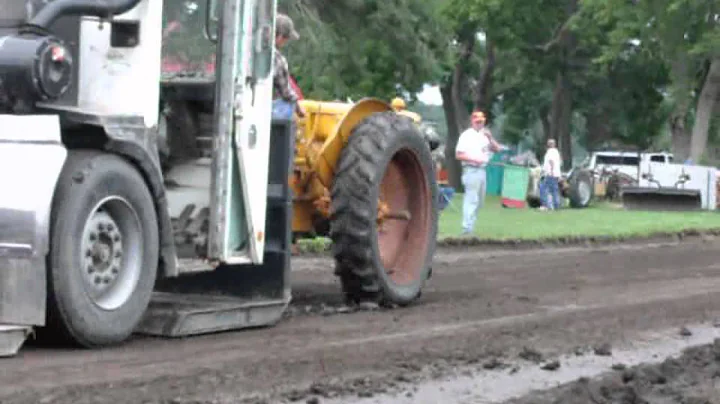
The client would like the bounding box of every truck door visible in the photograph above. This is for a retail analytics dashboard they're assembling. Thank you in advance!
[209,0,276,264]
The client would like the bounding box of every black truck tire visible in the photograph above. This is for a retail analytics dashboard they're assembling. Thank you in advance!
[43,150,159,347]
[329,111,438,306]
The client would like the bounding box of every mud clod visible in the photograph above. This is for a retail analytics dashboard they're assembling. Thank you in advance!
[622,369,636,383]
[541,360,561,371]
[482,357,508,370]
[638,365,667,384]
[594,342,613,356]
[679,326,693,336]
[519,346,544,363]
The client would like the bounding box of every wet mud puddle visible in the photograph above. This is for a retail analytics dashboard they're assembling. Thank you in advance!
[315,323,720,404]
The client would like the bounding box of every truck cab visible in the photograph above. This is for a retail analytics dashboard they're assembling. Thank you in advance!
[0,0,291,356]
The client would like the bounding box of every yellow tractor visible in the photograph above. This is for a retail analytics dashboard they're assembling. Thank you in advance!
[290,97,439,304]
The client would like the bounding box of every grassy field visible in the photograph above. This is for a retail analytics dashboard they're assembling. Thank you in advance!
[439,194,720,240]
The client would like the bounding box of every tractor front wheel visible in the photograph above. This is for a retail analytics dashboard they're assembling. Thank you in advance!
[329,112,438,306]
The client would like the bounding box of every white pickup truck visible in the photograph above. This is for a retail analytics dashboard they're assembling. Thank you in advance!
[557,151,674,208]
[582,151,674,181]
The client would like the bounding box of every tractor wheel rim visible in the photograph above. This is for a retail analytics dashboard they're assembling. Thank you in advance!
[80,196,143,311]
[578,180,591,204]
[377,147,432,285]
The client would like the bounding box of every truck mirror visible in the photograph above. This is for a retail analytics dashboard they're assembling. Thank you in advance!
[205,0,219,43]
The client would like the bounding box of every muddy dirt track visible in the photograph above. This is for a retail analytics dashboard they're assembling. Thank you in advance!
[2,239,720,403]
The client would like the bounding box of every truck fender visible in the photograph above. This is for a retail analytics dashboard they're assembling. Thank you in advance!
[0,115,67,327]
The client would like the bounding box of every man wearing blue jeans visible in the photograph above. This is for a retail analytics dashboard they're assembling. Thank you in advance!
[455,111,504,235]
[539,138,562,210]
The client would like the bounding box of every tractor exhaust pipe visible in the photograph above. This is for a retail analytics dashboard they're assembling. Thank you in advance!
[28,0,143,29]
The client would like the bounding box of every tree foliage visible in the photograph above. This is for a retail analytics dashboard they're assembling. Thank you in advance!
[279,0,451,100]
[160,0,720,170]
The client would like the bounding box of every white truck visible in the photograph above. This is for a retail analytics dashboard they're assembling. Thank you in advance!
[584,151,674,182]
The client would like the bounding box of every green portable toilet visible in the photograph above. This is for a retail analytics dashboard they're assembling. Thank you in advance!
[501,164,530,208]
[486,150,514,196]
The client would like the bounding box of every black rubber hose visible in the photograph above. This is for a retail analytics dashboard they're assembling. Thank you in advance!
[29,0,143,29]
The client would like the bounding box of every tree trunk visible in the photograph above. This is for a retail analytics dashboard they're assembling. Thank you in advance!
[669,58,692,161]
[441,38,475,190]
[441,85,463,190]
[586,109,611,150]
[545,0,578,169]
[549,71,573,168]
[689,58,720,162]
[540,105,551,141]
[473,40,496,113]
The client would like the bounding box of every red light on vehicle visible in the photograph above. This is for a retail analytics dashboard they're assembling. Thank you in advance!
[51,46,66,62]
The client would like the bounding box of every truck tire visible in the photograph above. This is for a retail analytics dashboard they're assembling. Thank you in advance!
[329,111,438,306]
[568,169,594,208]
[43,150,159,347]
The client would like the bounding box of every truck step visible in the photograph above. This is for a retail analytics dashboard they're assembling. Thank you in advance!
[134,292,289,337]
[0,325,31,358]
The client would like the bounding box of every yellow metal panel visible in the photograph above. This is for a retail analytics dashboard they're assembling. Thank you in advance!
[595,182,606,197]
[397,110,422,123]
[313,98,391,188]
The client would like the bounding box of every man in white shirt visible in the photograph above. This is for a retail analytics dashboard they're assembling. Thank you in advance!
[455,111,504,234]
[539,138,562,210]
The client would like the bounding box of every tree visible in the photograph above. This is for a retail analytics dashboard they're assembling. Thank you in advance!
[279,0,450,100]
[582,0,720,161]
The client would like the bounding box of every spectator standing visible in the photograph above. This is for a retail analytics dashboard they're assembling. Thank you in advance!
[539,138,562,211]
[455,111,503,235]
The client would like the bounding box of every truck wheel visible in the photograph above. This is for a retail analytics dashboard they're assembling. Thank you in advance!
[44,150,159,347]
[330,112,438,306]
[568,169,594,208]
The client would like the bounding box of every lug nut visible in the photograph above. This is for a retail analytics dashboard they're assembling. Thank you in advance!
[86,249,92,257]
[94,276,101,284]
[107,223,114,231]
[87,265,94,274]
[111,267,119,274]
[98,223,105,231]
[89,233,97,241]
[113,234,121,242]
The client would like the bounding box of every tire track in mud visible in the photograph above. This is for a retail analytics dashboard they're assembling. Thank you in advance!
[323,323,720,404]
[2,240,720,403]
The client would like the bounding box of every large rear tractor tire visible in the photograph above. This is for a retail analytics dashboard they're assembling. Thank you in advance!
[568,169,594,208]
[42,150,159,347]
[329,112,438,307]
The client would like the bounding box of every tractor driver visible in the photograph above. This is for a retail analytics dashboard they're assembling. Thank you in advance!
[273,13,306,120]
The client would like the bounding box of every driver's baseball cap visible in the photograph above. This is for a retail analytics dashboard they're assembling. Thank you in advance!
[471,111,486,123]
[276,13,300,40]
